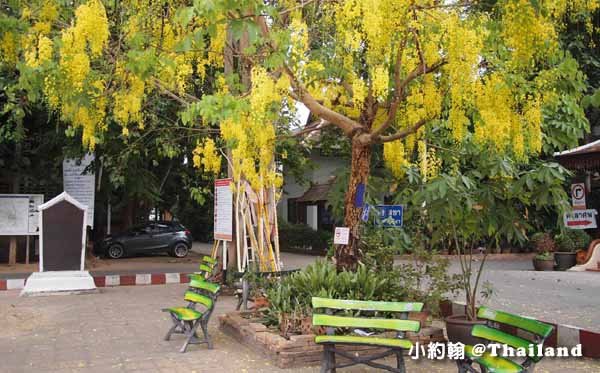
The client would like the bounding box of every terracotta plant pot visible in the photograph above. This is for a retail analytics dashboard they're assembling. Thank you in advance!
[576,250,588,265]
[554,252,577,271]
[532,258,554,271]
[445,315,488,345]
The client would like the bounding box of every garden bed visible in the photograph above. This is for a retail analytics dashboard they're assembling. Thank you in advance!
[219,310,445,368]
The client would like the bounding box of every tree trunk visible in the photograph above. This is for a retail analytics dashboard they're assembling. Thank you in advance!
[335,138,372,271]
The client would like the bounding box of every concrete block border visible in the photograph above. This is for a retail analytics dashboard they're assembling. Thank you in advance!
[446,301,600,358]
[0,272,191,291]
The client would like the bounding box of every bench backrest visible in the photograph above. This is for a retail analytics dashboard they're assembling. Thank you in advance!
[477,307,553,339]
[473,307,554,363]
[189,278,221,295]
[184,290,213,309]
[312,297,423,333]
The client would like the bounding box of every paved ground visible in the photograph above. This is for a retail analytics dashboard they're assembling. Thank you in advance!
[2,242,599,331]
[1,284,599,373]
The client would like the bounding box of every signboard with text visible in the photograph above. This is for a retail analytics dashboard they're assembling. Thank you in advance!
[376,205,404,228]
[63,153,95,227]
[564,209,597,229]
[334,227,350,245]
[0,194,44,235]
[214,178,233,241]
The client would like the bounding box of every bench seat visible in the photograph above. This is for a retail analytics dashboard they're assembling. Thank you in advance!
[165,307,203,321]
[465,345,523,373]
[315,335,413,349]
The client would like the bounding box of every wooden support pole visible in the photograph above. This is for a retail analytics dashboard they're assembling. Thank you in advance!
[26,235,30,265]
[8,236,17,265]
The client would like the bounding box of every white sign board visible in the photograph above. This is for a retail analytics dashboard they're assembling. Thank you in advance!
[571,183,586,209]
[334,227,350,245]
[63,154,95,227]
[564,209,597,229]
[214,178,233,241]
[0,194,44,235]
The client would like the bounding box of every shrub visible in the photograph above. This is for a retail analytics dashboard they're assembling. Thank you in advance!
[535,251,553,260]
[264,260,404,335]
[278,220,331,253]
[529,232,556,253]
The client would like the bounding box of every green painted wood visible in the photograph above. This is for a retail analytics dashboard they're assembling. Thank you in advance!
[315,335,413,349]
[477,307,553,338]
[198,263,213,274]
[465,345,523,373]
[202,256,217,265]
[311,297,423,313]
[312,314,420,332]
[471,325,546,362]
[184,291,213,308]
[166,307,203,321]
[189,278,220,294]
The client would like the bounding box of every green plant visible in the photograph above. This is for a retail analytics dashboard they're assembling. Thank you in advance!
[530,232,557,253]
[535,251,554,261]
[563,229,591,251]
[278,220,332,253]
[395,245,461,316]
[264,260,404,334]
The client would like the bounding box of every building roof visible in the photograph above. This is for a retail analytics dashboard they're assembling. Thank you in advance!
[554,140,600,171]
[554,139,600,157]
[297,183,333,202]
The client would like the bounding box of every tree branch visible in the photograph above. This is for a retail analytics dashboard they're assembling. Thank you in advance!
[370,37,407,138]
[254,14,364,137]
[377,117,432,143]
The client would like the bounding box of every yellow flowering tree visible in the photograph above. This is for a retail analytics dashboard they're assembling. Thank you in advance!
[252,0,596,269]
[2,0,597,270]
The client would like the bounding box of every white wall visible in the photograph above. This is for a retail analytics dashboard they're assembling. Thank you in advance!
[277,151,347,221]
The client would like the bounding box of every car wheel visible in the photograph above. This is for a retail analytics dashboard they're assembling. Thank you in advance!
[107,244,124,259]
[172,242,189,258]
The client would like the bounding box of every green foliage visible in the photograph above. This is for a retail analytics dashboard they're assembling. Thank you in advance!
[278,220,332,253]
[530,232,557,253]
[264,260,404,331]
[554,229,591,252]
[535,251,554,261]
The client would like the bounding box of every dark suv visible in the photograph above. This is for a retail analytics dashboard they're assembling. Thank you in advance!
[96,221,193,259]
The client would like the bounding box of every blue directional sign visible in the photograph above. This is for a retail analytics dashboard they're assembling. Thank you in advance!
[375,205,403,228]
[361,204,370,222]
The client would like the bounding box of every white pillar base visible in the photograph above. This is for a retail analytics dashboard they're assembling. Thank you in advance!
[20,271,98,296]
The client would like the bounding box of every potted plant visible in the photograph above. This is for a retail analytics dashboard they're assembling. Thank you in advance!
[444,223,493,345]
[533,251,555,271]
[530,232,556,271]
[554,230,591,270]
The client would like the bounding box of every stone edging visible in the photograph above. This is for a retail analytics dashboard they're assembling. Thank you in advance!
[0,272,192,290]
[446,301,600,358]
[219,311,400,368]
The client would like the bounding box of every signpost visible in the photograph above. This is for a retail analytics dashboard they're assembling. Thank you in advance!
[375,205,404,228]
[63,154,95,227]
[0,194,44,265]
[564,209,597,229]
[571,183,586,210]
[334,227,350,245]
[214,178,233,241]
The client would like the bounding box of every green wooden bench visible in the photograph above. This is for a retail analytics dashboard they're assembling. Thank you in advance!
[163,278,221,353]
[312,297,424,373]
[189,255,218,281]
[458,306,554,373]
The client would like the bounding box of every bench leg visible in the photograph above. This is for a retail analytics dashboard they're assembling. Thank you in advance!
[165,313,183,341]
[321,344,336,373]
[201,320,213,349]
[180,320,203,353]
[395,349,405,373]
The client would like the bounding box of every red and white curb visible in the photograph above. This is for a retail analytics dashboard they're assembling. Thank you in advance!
[0,273,191,291]
[447,301,600,358]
